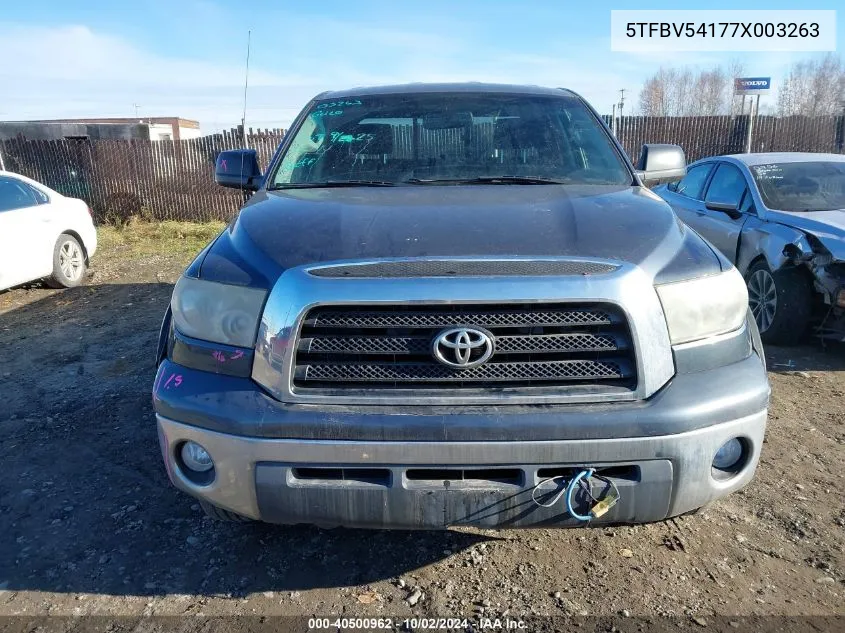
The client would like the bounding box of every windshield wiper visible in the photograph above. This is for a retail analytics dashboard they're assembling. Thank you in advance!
[272,180,396,189]
[405,176,569,185]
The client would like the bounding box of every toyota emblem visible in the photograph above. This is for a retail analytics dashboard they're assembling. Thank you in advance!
[432,327,495,369]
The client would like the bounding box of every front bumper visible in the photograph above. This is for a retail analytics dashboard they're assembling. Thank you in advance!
[157,410,766,528]
[153,324,769,528]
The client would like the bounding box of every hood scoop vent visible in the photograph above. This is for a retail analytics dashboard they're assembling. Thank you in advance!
[307,259,619,278]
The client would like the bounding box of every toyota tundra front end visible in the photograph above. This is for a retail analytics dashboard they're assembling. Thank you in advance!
[152,83,770,528]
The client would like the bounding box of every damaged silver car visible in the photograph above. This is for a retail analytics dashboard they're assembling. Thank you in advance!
[655,153,845,344]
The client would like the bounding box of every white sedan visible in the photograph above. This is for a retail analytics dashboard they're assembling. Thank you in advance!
[0,171,97,291]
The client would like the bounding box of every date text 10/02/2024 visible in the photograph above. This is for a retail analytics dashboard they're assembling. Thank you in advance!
[308,618,527,630]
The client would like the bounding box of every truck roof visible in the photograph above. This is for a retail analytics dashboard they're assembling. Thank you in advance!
[317,82,578,99]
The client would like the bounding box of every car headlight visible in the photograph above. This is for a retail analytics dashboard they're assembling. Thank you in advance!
[655,268,748,345]
[171,276,267,348]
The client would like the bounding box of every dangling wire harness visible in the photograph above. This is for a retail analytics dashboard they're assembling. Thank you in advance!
[531,468,621,522]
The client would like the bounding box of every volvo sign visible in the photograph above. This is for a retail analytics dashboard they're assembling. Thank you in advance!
[734,77,771,95]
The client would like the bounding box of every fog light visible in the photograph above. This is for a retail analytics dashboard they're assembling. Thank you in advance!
[181,441,213,473]
[713,438,744,471]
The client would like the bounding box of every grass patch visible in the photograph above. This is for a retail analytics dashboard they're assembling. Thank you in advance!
[98,219,226,263]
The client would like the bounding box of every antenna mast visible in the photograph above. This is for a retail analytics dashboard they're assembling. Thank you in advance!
[241,30,251,148]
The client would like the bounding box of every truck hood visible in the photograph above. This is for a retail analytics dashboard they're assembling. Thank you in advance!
[199,185,721,287]
[765,208,845,260]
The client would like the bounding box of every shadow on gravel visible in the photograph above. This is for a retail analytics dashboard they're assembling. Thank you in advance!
[0,283,492,598]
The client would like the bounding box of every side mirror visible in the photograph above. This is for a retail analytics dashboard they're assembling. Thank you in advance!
[705,201,743,219]
[215,149,262,191]
[635,144,686,186]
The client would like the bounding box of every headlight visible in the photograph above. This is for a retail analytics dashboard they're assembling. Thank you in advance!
[171,276,267,348]
[655,268,748,345]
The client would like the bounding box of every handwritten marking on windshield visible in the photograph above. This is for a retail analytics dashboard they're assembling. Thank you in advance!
[317,100,362,109]
[313,110,343,119]
[330,131,376,144]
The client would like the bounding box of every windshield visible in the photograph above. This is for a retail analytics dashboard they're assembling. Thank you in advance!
[750,161,845,212]
[270,92,631,188]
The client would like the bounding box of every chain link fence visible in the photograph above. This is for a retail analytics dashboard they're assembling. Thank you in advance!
[2,115,843,224]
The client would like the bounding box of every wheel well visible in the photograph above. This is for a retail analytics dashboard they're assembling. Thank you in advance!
[744,255,769,277]
[58,230,89,264]
[748,253,818,297]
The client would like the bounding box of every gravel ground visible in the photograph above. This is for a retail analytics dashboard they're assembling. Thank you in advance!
[0,239,843,628]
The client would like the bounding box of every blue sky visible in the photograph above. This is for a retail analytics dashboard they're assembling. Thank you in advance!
[1,0,841,132]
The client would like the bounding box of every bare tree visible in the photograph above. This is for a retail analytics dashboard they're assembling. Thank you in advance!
[639,61,744,116]
[639,69,672,116]
[691,68,728,116]
[778,54,845,116]
[639,67,693,116]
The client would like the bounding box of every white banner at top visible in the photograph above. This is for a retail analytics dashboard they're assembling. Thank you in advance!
[611,10,836,52]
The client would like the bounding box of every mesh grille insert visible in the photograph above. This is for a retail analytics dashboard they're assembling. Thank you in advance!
[293,302,637,392]
[299,332,623,355]
[297,359,628,382]
[308,308,613,329]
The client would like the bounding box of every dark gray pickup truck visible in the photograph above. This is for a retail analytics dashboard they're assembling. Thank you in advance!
[153,83,770,529]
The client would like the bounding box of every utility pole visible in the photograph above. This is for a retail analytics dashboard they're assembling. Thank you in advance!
[241,30,251,148]
[133,103,141,119]
[618,88,626,117]
[745,94,760,154]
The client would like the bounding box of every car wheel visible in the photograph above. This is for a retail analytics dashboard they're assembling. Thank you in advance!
[746,260,812,346]
[198,500,254,523]
[45,234,86,288]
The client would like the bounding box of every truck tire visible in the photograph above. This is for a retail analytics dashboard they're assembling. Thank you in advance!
[198,500,254,523]
[746,260,812,346]
[45,234,87,288]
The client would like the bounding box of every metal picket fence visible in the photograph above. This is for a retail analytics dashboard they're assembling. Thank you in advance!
[608,114,845,164]
[1,115,843,224]
[0,128,285,224]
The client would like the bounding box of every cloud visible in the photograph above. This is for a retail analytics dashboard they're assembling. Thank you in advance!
[0,23,309,88]
[0,21,473,129]
[2,18,809,131]
[0,22,328,128]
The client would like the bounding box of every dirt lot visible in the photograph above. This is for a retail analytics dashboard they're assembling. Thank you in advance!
[0,223,843,629]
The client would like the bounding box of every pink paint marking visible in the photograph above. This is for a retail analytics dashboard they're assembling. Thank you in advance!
[212,350,227,363]
[229,350,244,360]
[163,373,184,390]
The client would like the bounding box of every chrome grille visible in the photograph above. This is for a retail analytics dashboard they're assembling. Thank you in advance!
[293,303,637,392]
